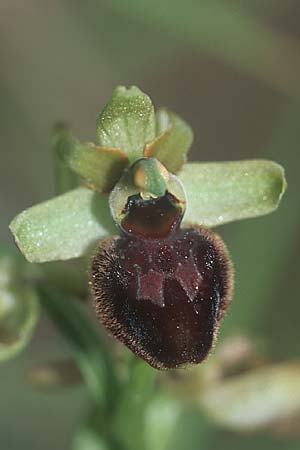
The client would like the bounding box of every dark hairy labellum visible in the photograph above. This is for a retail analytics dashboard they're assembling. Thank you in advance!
[90,212,233,369]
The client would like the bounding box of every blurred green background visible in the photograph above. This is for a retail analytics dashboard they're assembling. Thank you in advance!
[1,1,299,449]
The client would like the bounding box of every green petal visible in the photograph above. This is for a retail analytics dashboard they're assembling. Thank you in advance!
[0,250,39,362]
[9,187,117,263]
[97,86,156,162]
[179,160,286,227]
[55,125,128,192]
[145,108,193,173]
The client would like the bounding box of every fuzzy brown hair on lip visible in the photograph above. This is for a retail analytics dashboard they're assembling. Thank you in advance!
[90,226,233,370]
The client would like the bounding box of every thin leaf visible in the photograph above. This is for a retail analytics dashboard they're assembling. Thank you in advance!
[38,285,118,408]
[55,125,128,192]
[96,86,156,162]
[179,160,286,227]
[144,108,193,173]
[9,187,117,263]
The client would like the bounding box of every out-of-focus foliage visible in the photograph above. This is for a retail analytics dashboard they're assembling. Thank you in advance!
[38,286,118,409]
[201,362,300,432]
[1,1,300,449]
[0,246,39,362]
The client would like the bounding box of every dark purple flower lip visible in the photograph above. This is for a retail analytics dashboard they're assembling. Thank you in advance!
[90,225,233,370]
[120,192,184,239]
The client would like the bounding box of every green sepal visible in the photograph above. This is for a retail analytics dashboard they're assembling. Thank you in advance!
[9,187,117,263]
[144,108,193,173]
[179,160,287,227]
[97,86,156,163]
[55,125,128,193]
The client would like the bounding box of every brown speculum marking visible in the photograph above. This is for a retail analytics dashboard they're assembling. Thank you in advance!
[91,192,233,369]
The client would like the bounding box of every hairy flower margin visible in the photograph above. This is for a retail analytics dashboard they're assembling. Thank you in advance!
[8,86,287,369]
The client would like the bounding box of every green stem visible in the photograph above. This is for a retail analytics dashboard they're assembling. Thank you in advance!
[114,358,157,450]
